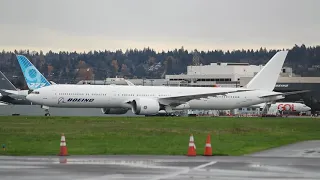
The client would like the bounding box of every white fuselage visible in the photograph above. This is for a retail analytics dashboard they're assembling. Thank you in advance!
[252,102,311,112]
[26,85,284,110]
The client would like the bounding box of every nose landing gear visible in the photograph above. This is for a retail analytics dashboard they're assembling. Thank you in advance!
[41,105,51,116]
[44,109,50,116]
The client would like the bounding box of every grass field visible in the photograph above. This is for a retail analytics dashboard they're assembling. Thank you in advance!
[0,116,319,156]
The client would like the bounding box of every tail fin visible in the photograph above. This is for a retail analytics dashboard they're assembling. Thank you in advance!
[246,51,288,91]
[16,55,51,90]
[0,71,17,90]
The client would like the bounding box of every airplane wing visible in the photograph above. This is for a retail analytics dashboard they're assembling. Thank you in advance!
[158,89,252,105]
[258,90,311,98]
[1,89,19,95]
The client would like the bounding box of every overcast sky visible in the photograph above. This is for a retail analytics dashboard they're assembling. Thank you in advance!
[0,0,319,52]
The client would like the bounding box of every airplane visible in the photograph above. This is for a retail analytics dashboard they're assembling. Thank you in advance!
[0,71,32,105]
[251,102,311,112]
[0,69,135,107]
[17,51,307,116]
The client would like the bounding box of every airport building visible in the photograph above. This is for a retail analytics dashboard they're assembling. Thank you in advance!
[77,62,320,113]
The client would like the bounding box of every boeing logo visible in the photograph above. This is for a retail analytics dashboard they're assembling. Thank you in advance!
[67,98,94,102]
[58,97,66,104]
[57,97,95,104]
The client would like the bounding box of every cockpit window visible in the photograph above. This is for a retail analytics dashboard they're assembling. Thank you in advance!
[31,91,40,94]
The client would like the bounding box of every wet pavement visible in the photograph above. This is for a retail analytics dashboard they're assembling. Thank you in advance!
[2,141,320,179]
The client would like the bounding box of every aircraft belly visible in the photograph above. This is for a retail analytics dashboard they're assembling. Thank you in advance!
[188,98,262,110]
[44,96,129,108]
[189,99,233,110]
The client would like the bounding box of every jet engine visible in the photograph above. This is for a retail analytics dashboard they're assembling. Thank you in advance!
[101,108,129,114]
[131,98,160,115]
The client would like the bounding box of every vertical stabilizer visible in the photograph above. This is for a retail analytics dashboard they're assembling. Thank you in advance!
[16,55,51,90]
[246,51,288,91]
[0,71,17,90]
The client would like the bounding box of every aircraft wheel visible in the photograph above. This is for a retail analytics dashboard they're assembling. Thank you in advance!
[45,113,51,116]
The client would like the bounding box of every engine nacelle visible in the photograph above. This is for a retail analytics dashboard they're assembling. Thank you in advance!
[101,108,129,114]
[132,98,160,115]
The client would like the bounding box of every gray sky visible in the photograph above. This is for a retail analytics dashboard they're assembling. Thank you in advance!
[0,0,319,52]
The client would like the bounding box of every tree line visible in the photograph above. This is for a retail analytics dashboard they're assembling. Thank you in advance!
[0,44,319,89]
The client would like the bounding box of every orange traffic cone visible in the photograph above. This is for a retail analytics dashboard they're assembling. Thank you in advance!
[59,133,68,156]
[187,134,196,156]
[204,134,212,156]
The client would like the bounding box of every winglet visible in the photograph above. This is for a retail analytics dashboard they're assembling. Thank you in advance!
[246,51,288,91]
[16,55,51,90]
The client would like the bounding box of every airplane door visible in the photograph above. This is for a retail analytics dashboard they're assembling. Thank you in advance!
[108,90,117,103]
[236,95,253,106]
[52,89,58,103]
[52,89,58,100]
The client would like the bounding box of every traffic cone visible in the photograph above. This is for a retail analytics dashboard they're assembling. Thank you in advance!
[187,134,196,156]
[204,134,212,156]
[59,133,68,156]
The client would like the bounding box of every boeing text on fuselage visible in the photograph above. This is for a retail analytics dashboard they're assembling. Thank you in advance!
[58,97,95,104]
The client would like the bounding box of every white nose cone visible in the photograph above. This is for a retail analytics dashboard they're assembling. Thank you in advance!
[26,94,33,101]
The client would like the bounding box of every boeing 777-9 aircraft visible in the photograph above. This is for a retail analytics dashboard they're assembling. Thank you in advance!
[16,51,307,116]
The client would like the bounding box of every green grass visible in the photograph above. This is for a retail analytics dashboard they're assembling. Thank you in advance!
[0,116,320,156]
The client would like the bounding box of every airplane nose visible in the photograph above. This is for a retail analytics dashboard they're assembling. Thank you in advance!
[26,94,36,102]
[26,94,32,101]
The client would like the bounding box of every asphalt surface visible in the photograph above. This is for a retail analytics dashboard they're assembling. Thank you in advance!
[0,105,137,116]
[2,141,320,180]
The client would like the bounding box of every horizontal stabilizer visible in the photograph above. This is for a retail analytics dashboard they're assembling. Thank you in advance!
[259,90,310,98]
[0,102,8,105]
[0,71,17,91]
[282,90,311,95]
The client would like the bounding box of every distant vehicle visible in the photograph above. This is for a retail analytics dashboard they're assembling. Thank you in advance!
[251,102,311,112]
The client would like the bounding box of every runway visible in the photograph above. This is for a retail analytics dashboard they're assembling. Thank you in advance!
[0,105,137,116]
[2,141,320,180]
